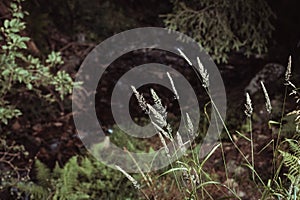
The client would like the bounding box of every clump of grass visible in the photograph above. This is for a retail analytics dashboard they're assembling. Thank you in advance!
[116,53,300,199]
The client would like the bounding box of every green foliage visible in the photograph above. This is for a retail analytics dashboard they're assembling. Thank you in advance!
[110,125,149,152]
[163,0,275,63]
[268,71,300,199]
[281,140,300,179]
[287,89,300,138]
[278,139,300,199]
[280,113,299,139]
[17,156,138,200]
[0,0,79,124]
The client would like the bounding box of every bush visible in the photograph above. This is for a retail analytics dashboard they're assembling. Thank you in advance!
[0,0,79,125]
[163,0,275,63]
[0,1,80,197]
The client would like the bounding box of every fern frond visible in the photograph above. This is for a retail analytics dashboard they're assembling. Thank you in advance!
[286,139,300,158]
[17,181,49,199]
[280,151,300,178]
[58,157,80,197]
[79,157,95,179]
[279,139,300,199]
[276,138,300,199]
[35,160,51,188]
[53,162,62,179]
[18,155,137,199]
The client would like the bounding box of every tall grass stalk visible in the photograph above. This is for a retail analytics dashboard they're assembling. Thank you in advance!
[273,56,292,182]
[245,93,255,181]
[124,148,156,197]
[182,50,262,195]
[131,86,184,195]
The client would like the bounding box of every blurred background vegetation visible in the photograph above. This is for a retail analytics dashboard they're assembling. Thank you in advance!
[19,0,300,63]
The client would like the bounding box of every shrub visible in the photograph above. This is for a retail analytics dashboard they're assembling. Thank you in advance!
[0,0,79,125]
[0,0,80,197]
[163,0,275,63]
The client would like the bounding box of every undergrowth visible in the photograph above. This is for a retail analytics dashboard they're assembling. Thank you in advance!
[18,52,297,200]
[0,0,79,197]
[115,53,300,199]
[15,156,138,200]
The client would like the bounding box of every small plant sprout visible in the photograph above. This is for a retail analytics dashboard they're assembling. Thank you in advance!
[261,81,272,114]
[131,86,148,113]
[166,72,179,100]
[115,165,141,190]
[177,48,193,66]
[197,57,209,88]
[244,93,253,117]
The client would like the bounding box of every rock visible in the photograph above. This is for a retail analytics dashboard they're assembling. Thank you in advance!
[244,63,285,95]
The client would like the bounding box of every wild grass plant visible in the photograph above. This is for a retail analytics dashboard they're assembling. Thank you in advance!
[117,53,300,199]
[18,54,298,200]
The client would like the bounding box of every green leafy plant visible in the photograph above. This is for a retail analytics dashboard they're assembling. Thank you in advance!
[279,139,300,199]
[163,0,275,63]
[267,61,300,200]
[0,0,79,124]
[16,156,138,200]
[0,1,80,197]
